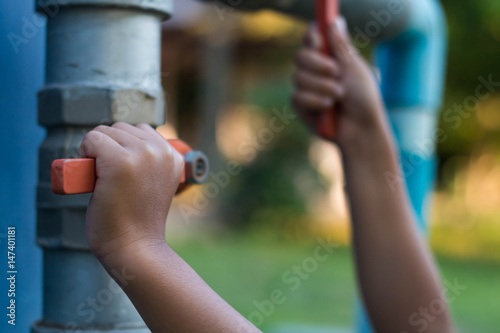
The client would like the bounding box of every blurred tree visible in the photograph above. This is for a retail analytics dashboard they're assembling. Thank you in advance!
[218,76,325,231]
[214,23,327,231]
[170,3,500,230]
[438,0,500,166]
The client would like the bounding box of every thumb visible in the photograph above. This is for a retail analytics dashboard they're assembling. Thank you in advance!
[304,24,323,50]
[328,16,358,65]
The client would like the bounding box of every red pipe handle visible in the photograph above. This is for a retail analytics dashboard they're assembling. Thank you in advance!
[316,0,339,140]
[51,139,209,195]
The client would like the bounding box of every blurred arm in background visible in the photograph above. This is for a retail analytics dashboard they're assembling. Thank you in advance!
[292,20,455,333]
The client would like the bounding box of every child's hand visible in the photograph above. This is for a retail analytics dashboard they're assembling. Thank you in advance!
[293,17,387,149]
[79,122,184,260]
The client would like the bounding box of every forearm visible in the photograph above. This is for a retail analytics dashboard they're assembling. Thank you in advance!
[339,117,454,333]
[99,240,260,333]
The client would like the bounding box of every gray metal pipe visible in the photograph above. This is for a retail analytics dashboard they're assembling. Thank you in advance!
[202,0,411,40]
[34,0,172,332]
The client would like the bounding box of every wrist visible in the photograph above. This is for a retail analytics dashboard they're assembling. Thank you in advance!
[93,231,168,267]
[338,117,396,163]
[97,237,170,277]
[339,117,405,200]
[97,237,173,293]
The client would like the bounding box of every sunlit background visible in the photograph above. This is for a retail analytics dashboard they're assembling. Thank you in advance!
[158,0,500,331]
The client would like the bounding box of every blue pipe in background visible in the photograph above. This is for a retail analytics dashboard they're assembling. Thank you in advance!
[357,0,448,331]
[0,2,46,332]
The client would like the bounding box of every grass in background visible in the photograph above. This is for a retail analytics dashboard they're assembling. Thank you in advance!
[170,234,356,330]
[170,233,500,332]
[438,255,500,333]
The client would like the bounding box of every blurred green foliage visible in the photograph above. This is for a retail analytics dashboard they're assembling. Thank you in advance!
[439,0,500,157]
[217,1,500,230]
[218,74,325,230]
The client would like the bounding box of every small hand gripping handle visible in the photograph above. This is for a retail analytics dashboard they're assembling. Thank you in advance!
[51,139,210,195]
[315,0,339,140]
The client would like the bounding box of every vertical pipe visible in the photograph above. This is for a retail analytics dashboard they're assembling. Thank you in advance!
[33,1,172,332]
[0,3,45,332]
[357,0,448,332]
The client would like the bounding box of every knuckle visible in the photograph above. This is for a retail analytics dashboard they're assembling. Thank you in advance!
[143,140,173,164]
[94,125,111,135]
[141,142,158,159]
[307,94,321,108]
[85,130,100,141]
[95,125,108,131]
[331,61,340,72]
[336,86,346,98]
[326,82,338,95]
[319,58,332,72]
[82,130,101,147]
[118,153,136,175]
[163,141,175,159]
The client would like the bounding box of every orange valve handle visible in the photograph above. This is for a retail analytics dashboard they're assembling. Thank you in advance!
[316,0,339,140]
[51,139,209,195]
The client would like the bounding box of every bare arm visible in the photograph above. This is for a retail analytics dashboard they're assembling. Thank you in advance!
[292,18,454,333]
[98,241,258,333]
[341,118,453,333]
[80,122,260,333]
